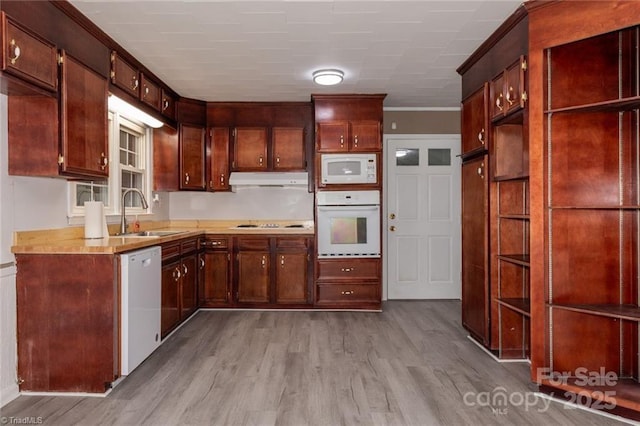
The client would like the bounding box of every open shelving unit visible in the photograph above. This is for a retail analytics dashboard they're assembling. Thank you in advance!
[538,24,640,415]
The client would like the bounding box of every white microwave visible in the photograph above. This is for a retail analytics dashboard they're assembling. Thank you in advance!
[320,153,377,185]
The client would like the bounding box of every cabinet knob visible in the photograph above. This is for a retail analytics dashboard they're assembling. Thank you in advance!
[478,128,485,145]
[9,39,21,65]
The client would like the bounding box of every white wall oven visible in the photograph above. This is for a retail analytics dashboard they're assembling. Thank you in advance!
[320,153,377,185]
[316,190,380,258]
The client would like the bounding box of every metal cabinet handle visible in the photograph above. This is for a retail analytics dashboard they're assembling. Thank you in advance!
[185,173,190,184]
[173,267,181,281]
[162,98,169,111]
[131,76,139,91]
[261,255,266,268]
[354,135,358,147]
[276,157,280,164]
[477,162,484,179]
[200,258,205,269]
[143,85,150,97]
[281,255,285,266]
[478,128,485,145]
[100,152,108,170]
[340,135,344,147]
[506,86,515,105]
[9,39,21,65]
[341,290,354,295]
[495,93,503,111]
[258,157,264,165]
[183,264,188,276]
[341,267,354,272]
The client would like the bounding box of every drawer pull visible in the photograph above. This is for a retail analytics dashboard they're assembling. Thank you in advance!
[9,39,21,65]
[162,98,169,111]
[341,290,354,295]
[341,267,354,272]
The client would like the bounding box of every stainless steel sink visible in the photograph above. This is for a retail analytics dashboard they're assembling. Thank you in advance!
[115,230,185,237]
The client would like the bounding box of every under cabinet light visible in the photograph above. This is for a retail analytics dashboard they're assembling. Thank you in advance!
[108,95,164,128]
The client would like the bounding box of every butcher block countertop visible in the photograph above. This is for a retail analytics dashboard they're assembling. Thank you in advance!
[11,220,314,255]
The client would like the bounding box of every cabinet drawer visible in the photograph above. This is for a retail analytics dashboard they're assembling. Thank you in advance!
[2,14,58,91]
[276,237,308,250]
[181,238,198,254]
[316,284,380,304]
[237,237,270,250]
[317,259,380,280]
[201,237,229,250]
[161,241,181,261]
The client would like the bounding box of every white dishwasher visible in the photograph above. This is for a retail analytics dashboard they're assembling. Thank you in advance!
[120,246,162,375]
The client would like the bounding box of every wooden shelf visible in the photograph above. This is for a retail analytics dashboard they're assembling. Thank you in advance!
[497,254,530,267]
[550,303,640,321]
[544,95,640,115]
[499,214,529,220]
[497,298,530,317]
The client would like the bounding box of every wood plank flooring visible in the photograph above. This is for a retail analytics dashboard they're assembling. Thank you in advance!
[0,301,630,425]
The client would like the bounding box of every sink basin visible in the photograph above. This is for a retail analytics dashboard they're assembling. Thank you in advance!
[115,230,185,237]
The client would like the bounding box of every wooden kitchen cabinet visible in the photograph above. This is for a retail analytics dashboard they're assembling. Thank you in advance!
[272,127,305,170]
[199,236,232,306]
[461,84,489,154]
[315,258,381,308]
[234,236,312,306]
[316,120,380,152]
[140,73,161,110]
[160,88,176,120]
[1,11,58,92]
[110,51,139,98]
[490,56,527,120]
[179,124,206,190]
[208,127,231,191]
[8,50,108,179]
[161,238,199,338]
[232,127,268,171]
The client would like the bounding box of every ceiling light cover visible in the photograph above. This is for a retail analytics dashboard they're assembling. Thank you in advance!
[313,69,344,86]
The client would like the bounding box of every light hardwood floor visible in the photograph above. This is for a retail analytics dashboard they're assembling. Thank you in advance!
[0,301,630,425]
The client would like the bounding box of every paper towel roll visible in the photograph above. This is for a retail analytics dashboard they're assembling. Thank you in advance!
[84,201,104,239]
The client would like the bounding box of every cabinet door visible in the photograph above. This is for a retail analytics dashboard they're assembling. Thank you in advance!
[110,51,139,98]
[2,13,58,92]
[140,73,161,111]
[316,121,349,152]
[59,51,109,179]
[275,252,308,304]
[161,89,176,120]
[490,72,505,120]
[461,85,488,153]
[209,127,230,191]
[272,127,305,170]
[180,253,198,318]
[179,124,206,190]
[237,251,270,303]
[153,125,179,191]
[504,56,526,116]
[461,156,490,345]
[161,259,181,337]
[349,121,380,151]
[202,251,231,304]
[233,127,268,170]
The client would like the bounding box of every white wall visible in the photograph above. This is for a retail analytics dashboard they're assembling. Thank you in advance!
[169,187,314,220]
[0,94,18,406]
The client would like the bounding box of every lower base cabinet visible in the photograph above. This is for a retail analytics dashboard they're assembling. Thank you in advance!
[199,237,232,306]
[161,238,199,338]
[314,258,381,309]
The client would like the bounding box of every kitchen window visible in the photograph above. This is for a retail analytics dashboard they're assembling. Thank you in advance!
[68,111,152,219]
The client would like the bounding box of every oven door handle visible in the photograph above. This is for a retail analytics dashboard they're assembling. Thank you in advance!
[317,205,379,212]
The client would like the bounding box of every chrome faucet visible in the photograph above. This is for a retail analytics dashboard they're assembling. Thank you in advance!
[120,188,149,235]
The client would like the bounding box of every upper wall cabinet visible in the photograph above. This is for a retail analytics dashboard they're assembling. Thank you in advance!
[1,12,58,93]
[491,56,527,121]
[110,51,139,98]
[232,126,306,171]
[179,123,206,190]
[316,120,380,152]
[461,84,489,155]
[273,127,305,170]
[9,50,108,180]
[233,127,268,171]
[140,73,161,110]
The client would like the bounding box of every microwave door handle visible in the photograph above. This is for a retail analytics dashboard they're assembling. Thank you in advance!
[317,205,379,211]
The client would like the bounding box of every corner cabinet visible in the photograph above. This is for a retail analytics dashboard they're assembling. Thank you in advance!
[528,1,640,417]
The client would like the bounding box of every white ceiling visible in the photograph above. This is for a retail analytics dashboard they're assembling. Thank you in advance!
[69,0,523,108]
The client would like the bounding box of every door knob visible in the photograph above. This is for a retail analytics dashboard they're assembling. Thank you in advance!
[390,226,396,231]
[389,213,396,219]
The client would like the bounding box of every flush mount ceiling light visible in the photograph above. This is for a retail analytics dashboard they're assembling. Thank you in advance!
[312,69,344,86]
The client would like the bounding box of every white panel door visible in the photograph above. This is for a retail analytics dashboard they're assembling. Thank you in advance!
[386,135,461,299]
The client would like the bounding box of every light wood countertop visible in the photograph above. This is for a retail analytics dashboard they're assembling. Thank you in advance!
[12,220,314,255]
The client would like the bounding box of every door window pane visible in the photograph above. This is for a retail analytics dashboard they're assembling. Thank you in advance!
[396,148,419,166]
[428,148,451,166]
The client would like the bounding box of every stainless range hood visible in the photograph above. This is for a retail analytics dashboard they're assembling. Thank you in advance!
[228,172,309,190]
